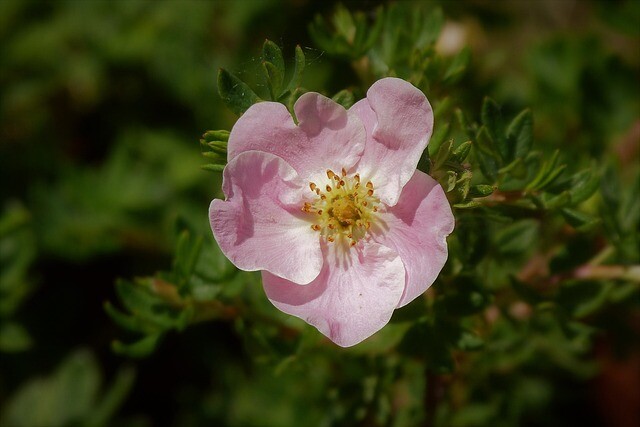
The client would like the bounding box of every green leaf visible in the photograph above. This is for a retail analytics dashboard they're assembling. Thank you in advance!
[0,322,32,352]
[217,68,261,115]
[470,184,494,197]
[443,46,470,83]
[561,208,601,231]
[556,280,614,318]
[494,219,539,255]
[86,366,136,427]
[567,168,600,205]
[262,39,285,79]
[456,330,484,351]
[114,279,182,329]
[201,164,225,172]
[506,109,533,161]
[201,130,230,142]
[451,140,472,163]
[1,350,102,427]
[481,97,507,160]
[288,45,305,90]
[112,334,163,358]
[262,61,284,100]
[104,301,159,334]
[475,126,499,182]
[331,89,355,109]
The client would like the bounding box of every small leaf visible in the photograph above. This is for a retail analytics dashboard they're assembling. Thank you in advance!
[288,45,305,90]
[475,127,499,182]
[481,97,507,160]
[201,130,229,142]
[561,208,601,231]
[456,330,484,351]
[201,164,225,172]
[568,168,600,205]
[86,367,136,427]
[443,46,470,83]
[470,184,494,197]
[506,109,533,160]
[494,219,539,255]
[451,140,472,163]
[262,39,285,78]
[217,68,261,115]
[112,334,163,359]
[262,61,284,100]
[332,89,354,109]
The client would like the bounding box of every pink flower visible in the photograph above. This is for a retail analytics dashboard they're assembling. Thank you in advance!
[209,77,454,347]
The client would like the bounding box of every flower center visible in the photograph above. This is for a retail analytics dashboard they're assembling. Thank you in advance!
[302,168,379,247]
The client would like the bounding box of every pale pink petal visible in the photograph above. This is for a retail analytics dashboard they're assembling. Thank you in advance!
[227,95,365,182]
[262,242,405,347]
[350,77,434,206]
[372,170,454,307]
[209,151,322,284]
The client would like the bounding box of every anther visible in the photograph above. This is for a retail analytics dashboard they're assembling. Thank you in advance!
[320,194,326,200]
[309,182,317,192]
[326,185,332,192]
[366,181,373,189]
[326,170,335,179]
[311,224,321,231]
[350,241,356,247]
[362,201,368,206]
[317,210,323,215]
[339,180,345,187]
[341,167,347,177]
[354,174,360,182]
[315,188,321,195]
[327,236,335,242]
[373,206,378,212]
[367,189,374,196]
[366,221,371,229]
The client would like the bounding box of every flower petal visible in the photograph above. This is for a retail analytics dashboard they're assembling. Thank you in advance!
[351,77,434,206]
[227,95,365,182]
[209,151,322,284]
[372,170,454,307]
[262,241,405,347]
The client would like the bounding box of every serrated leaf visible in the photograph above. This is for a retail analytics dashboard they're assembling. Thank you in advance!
[112,334,163,359]
[217,68,261,115]
[506,109,533,161]
[331,89,354,109]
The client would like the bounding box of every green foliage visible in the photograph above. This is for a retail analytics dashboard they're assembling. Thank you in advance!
[1,350,135,427]
[2,1,639,426]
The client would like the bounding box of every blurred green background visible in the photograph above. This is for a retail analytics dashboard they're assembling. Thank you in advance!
[1,1,638,426]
